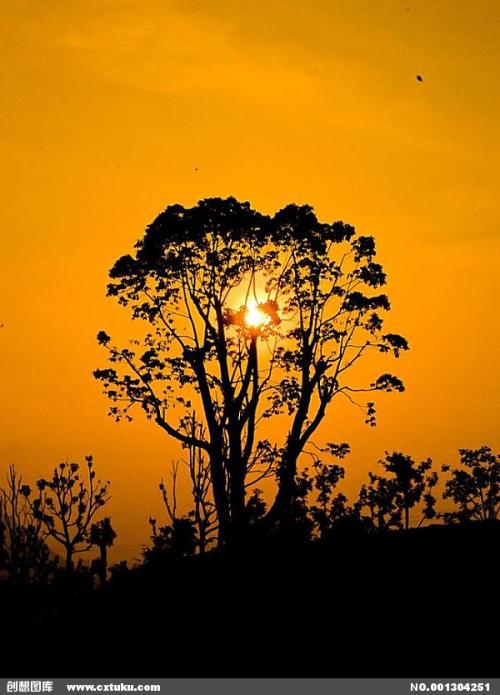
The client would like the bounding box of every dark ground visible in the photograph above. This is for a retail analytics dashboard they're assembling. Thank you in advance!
[3,521,499,677]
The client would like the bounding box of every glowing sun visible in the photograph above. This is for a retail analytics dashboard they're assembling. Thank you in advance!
[244,299,271,329]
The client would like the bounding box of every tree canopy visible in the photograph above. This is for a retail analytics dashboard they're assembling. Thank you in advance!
[95,197,408,544]
[442,446,500,523]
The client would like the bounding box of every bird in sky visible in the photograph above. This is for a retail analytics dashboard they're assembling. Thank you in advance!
[416,74,423,82]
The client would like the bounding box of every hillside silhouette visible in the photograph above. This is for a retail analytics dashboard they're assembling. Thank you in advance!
[1,449,499,677]
[1,198,499,677]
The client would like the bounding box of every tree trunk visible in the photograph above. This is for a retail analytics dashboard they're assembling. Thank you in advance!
[99,544,107,584]
[258,438,301,532]
[227,419,246,544]
[228,469,246,546]
[266,351,317,526]
[65,546,73,572]
[209,448,230,546]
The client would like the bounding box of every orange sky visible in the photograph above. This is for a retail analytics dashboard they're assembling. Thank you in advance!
[1,0,499,562]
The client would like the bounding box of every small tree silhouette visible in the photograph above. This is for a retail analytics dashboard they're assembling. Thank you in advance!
[308,465,349,539]
[300,442,351,538]
[25,456,111,571]
[181,415,218,553]
[245,488,268,526]
[0,465,55,583]
[148,415,219,557]
[90,517,116,584]
[442,446,499,523]
[146,515,197,562]
[357,452,438,530]
[145,458,196,562]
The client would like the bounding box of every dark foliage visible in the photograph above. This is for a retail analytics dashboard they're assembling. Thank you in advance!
[442,446,499,522]
[22,457,111,570]
[1,445,499,678]
[94,197,408,544]
[90,517,117,584]
[0,466,57,583]
[2,521,499,677]
[356,452,438,530]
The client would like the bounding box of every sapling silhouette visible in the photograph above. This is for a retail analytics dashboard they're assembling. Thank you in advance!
[150,423,218,556]
[95,197,408,544]
[0,465,56,583]
[305,442,351,538]
[144,458,197,561]
[24,456,111,571]
[442,446,499,522]
[272,467,315,542]
[245,488,267,525]
[356,452,438,530]
[178,415,218,553]
[90,516,116,584]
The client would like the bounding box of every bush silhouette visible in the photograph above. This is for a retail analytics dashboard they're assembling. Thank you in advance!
[356,452,438,530]
[442,446,499,522]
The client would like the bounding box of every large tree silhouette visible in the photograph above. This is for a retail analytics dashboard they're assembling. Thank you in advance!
[95,197,408,544]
